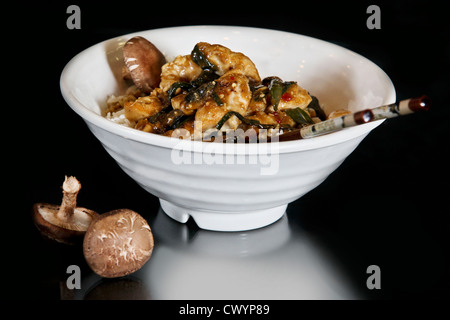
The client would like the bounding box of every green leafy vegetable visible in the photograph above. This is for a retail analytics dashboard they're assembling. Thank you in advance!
[269,79,283,111]
[168,82,193,100]
[212,92,223,106]
[268,78,296,111]
[147,106,172,124]
[285,108,315,126]
[191,44,217,70]
[185,81,216,103]
[191,69,219,87]
[307,95,326,120]
[216,111,276,130]
[170,114,193,130]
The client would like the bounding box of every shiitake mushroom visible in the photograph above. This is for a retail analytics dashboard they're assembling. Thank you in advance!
[122,36,166,93]
[83,209,154,278]
[34,177,155,278]
[33,176,98,245]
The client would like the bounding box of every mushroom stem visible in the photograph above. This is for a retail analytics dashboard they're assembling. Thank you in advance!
[56,176,81,222]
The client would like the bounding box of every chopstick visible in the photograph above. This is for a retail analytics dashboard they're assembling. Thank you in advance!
[278,95,431,141]
[371,95,431,120]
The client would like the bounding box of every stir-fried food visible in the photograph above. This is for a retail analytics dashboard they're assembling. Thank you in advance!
[106,37,349,141]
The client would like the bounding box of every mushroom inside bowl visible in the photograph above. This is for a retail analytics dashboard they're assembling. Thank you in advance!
[60,26,395,231]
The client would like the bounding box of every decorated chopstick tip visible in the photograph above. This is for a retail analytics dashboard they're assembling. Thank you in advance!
[399,95,432,114]
[409,95,432,112]
[278,95,431,142]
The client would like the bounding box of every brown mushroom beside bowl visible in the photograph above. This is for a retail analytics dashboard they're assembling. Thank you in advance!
[83,209,154,278]
[33,176,98,245]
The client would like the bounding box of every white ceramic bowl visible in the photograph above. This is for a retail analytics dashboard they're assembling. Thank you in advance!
[60,26,395,231]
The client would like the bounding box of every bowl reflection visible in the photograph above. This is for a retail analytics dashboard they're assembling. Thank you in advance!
[132,208,362,299]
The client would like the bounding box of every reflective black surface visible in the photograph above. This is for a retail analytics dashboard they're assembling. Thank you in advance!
[10,0,449,300]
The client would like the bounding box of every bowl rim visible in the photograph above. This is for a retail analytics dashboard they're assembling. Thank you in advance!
[60,25,396,155]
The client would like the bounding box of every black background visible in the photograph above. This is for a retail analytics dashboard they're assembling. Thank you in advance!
[6,0,449,301]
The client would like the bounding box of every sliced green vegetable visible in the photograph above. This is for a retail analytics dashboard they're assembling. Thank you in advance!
[212,92,223,106]
[269,79,283,111]
[262,76,282,87]
[307,95,326,120]
[146,108,193,131]
[185,81,216,103]
[215,112,235,130]
[168,82,193,100]
[252,86,268,102]
[191,44,217,70]
[285,108,315,126]
[216,111,276,130]
[170,114,194,130]
[268,78,296,111]
[147,106,172,124]
[191,69,219,88]
[283,82,296,92]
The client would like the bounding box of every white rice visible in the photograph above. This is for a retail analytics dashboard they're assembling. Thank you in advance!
[105,109,134,127]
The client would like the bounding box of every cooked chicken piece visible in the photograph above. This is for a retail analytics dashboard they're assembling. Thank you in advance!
[196,42,261,84]
[124,95,164,122]
[160,55,202,92]
[194,104,230,132]
[215,71,252,115]
[327,109,352,119]
[267,83,312,112]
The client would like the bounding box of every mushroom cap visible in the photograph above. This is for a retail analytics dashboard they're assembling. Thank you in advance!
[123,36,166,93]
[33,203,98,245]
[83,209,154,278]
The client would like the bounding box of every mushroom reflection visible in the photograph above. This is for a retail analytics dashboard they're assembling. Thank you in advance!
[83,277,151,300]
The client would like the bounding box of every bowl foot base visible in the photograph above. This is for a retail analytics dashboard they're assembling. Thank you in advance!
[159,199,287,232]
